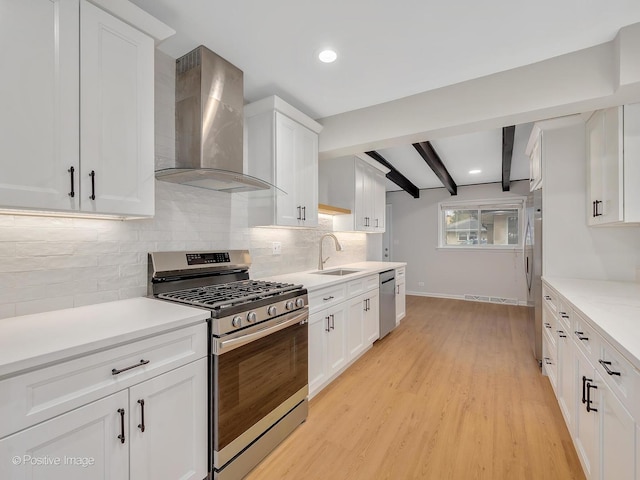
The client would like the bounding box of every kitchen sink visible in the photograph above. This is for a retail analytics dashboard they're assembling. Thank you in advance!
[312,269,362,276]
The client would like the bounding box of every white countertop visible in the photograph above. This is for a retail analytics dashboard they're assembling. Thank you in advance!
[544,276,640,371]
[258,261,406,291]
[0,297,209,378]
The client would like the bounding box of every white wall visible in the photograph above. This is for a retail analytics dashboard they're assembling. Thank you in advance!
[541,120,640,280]
[0,51,369,319]
[387,181,530,304]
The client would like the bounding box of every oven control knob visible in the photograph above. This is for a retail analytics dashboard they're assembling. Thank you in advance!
[285,300,295,311]
[295,298,305,308]
[232,316,242,328]
[268,306,277,316]
[247,312,257,323]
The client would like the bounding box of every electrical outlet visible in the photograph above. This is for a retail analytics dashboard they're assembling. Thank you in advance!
[272,242,282,255]
[418,281,425,287]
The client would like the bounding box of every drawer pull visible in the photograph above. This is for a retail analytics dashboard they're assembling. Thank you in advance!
[543,357,552,365]
[323,296,334,301]
[581,376,591,404]
[544,295,551,300]
[574,331,589,341]
[112,359,150,375]
[68,166,75,198]
[598,359,621,376]
[137,399,145,432]
[117,408,126,444]
[544,322,551,329]
[557,330,567,338]
[586,382,598,412]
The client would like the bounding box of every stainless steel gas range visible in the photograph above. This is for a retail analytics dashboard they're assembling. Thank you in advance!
[148,250,309,480]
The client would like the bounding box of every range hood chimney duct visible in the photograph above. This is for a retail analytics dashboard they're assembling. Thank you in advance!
[155,45,274,192]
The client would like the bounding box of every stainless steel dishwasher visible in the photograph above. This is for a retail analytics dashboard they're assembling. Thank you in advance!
[378,270,397,339]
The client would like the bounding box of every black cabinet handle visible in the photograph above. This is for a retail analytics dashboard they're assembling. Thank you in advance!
[598,359,621,376]
[544,295,551,300]
[325,316,330,332]
[581,376,589,404]
[586,382,598,412]
[592,200,596,218]
[297,206,301,220]
[594,200,602,217]
[376,218,379,227]
[575,331,589,341]
[112,359,150,375]
[68,166,75,198]
[557,330,567,338]
[89,170,96,200]
[302,206,306,221]
[323,296,334,301]
[330,314,335,330]
[544,322,551,329]
[137,399,145,432]
[117,408,126,444]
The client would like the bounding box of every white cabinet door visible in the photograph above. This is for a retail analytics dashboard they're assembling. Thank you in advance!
[347,295,366,360]
[556,323,575,430]
[128,359,208,480]
[364,290,380,345]
[0,0,79,211]
[574,349,599,479]
[354,161,368,230]
[373,170,386,231]
[326,304,348,375]
[598,371,635,480]
[0,390,128,480]
[395,268,406,324]
[308,310,329,396]
[274,112,299,226]
[80,0,154,216]
[296,122,318,226]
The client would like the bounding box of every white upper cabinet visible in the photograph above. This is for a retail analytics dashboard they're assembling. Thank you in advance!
[586,104,640,225]
[0,0,169,218]
[80,1,155,216]
[319,155,389,232]
[245,96,322,227]
[0,0,80,211]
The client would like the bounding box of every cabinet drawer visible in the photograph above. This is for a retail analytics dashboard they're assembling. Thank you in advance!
[542,302,557,350]
[596,338,640,419]
[346,275,378,297]
[309,284,347,314]
[542,285,558,313]
[395,267,405,283]
[556,300,571,330]
[572,311,600,366]
[0,323,207,438]
[542,333,558,391]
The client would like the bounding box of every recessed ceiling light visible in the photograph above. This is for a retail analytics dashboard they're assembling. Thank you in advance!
[469,169,482,174]
[318,49,337,63]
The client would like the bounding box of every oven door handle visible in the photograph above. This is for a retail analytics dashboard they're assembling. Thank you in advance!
[214,310,308,354]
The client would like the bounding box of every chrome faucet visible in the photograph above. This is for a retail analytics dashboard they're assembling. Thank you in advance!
[318,233,343,270]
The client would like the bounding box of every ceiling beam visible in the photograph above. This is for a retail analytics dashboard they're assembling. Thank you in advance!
[502,126,515,192]
[412,142,457,196]
[364,151,420,199]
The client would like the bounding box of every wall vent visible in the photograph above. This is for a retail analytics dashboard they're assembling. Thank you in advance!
[464,294,518,305]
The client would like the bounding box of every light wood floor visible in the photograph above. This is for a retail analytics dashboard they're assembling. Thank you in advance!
[246,296,585,480]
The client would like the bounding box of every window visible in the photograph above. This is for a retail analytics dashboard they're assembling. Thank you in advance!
[439,199,524,249]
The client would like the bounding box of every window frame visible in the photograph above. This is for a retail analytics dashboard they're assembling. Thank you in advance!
[438,197,526,250]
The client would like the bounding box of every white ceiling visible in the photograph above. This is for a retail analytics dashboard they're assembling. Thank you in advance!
[131,0,640,193]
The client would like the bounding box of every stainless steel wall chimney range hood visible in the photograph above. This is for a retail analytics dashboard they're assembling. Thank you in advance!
[155,45,275,193]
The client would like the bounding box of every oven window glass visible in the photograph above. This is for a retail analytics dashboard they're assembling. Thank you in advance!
[214,321,308,450]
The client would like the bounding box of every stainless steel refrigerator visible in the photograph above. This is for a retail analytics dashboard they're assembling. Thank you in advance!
[524,189,543,366]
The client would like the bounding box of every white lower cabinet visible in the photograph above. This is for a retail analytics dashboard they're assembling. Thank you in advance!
[544,280,640,480]
[598,370,635,480]
[309,303,347,396]
[574,347,599,479]
[308,278,381,398]
[0,324,208,480]
[0,391,129,480]
[129,358,208,480]
[395,267,406,324]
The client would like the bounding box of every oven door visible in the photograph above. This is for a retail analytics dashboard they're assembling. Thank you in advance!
[211,309,308,469]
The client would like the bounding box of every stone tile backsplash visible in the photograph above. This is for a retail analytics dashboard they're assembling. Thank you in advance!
[0,50,371,319]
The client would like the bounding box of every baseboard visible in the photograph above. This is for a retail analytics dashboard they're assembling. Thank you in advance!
[406,291,527,306]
